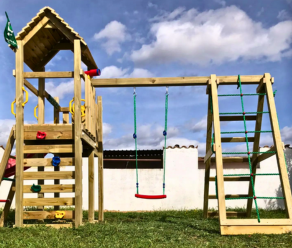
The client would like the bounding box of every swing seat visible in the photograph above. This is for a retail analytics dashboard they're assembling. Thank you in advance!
[135,194,167,199]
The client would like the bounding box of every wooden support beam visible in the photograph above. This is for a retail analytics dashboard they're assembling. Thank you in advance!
[210,75,226,224]
[221,225,292,235]
[88,150,95,223]
[97,96,104,221]
[54,97,60,211]
[74,39,83,228]
[221,137,255,142]
[211,157,249,163]
[24,130,73,140]
[81,132,96,149]
[221,219,292,225]
[23,144,74,154]
[23,171,75,180]
[204,147,214,163]
[15,40,24,227]
[253,146,276,165]
[24,79,38,96]
[265,73,292,219]
[208,194,249,199]
[91,75,263,88]
[51,42,73,50]
[23,197,75,206]
[220,115,257,121]
[208,211,247,218]
[21,184,75,193]
[60,107,70,112]
[23,210,74,220]
[23,16,50,45]
[85,74,91,131]
[23,71,74,78]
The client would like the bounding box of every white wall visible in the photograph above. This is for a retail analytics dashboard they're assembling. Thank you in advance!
[0,147,288,211]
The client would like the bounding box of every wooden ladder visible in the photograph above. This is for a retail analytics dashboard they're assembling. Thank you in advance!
[203,73,292,235]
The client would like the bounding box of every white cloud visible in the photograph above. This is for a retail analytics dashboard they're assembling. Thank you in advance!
[0,119,15,147]
[0,15,5,23]
[103,123,112,137]
[277,10,291,21]
[281,126,292,144]
[185,116,207,132]
[99,66,154,79]
[257,7,264,17]
[93,21,130,55]
[148,2,158,8]
[131,6,292,66]
[214,0,226,7]
[134,11,139,15]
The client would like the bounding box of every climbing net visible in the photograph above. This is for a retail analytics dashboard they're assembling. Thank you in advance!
[211,75,287,223]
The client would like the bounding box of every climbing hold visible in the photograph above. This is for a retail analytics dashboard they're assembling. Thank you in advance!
[241,93,243,96]
[36,131,46,139]
[163,130,167,136]
[243,112,245,115]
[254,196,257,199]
[55,211,65,219]
[248,151,251,155]
[31,184,41,192]
[84,69,101,77]
[133,133,137,139]
[52,156,61,167]
[245,131,248,134]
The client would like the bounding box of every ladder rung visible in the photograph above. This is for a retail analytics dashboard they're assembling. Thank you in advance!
[23,210,74,220]
[209,194,249,199]
[221,137,255,142]
[24,144,74,154]
[23,171,75,180]
[23,157,74,167]
[23,197,75,206]
[208,211,247,218]
[20,184,75,193]
[220,115,257,121]
[210,176,250,181]
[210,157,249,163]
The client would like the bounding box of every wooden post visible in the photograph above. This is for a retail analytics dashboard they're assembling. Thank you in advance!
[210,75,226,225]
[37,67,45,211]
[15,40,24,227]
[0,182,15,227]
[97,96,104,221]
[246,88,265,217]
[92,87,96,136]
[265,73,292,218]
[85,74,91,132]
[63,112,69,124]
[203,92,213,218]
[54,97,60,210]
[74,39,83,227]
[88,150,95,222]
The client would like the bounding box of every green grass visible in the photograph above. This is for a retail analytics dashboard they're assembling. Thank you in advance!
[0,209,291,247]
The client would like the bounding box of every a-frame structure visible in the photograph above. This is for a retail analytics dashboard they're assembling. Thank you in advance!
[0,7,104,228]
[203,73,292,235]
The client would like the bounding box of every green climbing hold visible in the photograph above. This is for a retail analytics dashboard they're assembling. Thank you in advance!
[31,184,41,192]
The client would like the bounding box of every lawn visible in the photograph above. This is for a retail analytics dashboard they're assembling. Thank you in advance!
[0,209,291,247]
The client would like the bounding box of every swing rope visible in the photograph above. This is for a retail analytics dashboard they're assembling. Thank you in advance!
[134,87,169,198]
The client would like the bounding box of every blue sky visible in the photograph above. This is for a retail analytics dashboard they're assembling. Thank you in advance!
[0,0,291,155]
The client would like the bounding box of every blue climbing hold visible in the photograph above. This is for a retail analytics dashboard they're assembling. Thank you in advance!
[163,130,167,136]
[52,156,61,167]
[133,133,137,139]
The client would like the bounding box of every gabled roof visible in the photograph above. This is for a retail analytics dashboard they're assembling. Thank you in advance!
[12,6,97,71]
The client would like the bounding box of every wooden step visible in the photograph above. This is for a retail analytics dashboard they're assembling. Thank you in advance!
[23,210,74,220]
[210,176,250,182]
[24,131,73,140]
[23,197,75,206]
[22,124,72,132]
[20,184,75,193]
[23,171,75,180]
[220,115,257,121]
[24,158,74,167]
[209,194,249,199]
[24,144,74,154]
[208,211,247,218]
[254,146,276,165]
[221,137,255,143]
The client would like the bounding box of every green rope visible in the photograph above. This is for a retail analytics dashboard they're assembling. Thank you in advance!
[223,173,279,177]
[238,75,261,222]
[2,177,15,182]
[219,112,269,115]
[133,90,139,194]
[163,89,169,195]
[221,131,272,134]
[218,93,266,97]
[222,151,276,155]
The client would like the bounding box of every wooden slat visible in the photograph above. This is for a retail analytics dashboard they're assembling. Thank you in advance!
[23,171,75,180]
[210,157,249,163]
[81,132,96,149]
[210,75,226,223]
[221,137,255,142]
[23,210,74,220]
[23,16,50,45]
[208,211,247,218]
[24,79,38,96]
[24,157,74,167]
[210,177,250,182]
[208,194,249,199]
[24,144,73,154]
[15,40,24,227]
[97,96,104,221]
[22,223,73,228]
[23,197,75,206]
[221,225,292,235]
[74,39,83,228]
[22,184,75,193]
[254,146,276,164]
[23,124,72,132]
[221,219,292,226]
[204,147,213,163]
[52,42,73,50]
[220,115,257,121]
[24,130,73,140]
[23,71,74,78]
[60,107,70,113]
[88,150,95,223]
[91,75,263,88]
[265,73,292,219]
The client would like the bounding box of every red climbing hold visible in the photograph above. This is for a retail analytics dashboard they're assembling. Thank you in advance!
[245,131,248,134]
[36,131,46,139]
[243,112,245,115]
[254,196,257,199]
[250,173,254,176]
[241,93,243,96]
[248,151,251,155]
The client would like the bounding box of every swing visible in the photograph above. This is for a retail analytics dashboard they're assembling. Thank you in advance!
[133,87,169,199]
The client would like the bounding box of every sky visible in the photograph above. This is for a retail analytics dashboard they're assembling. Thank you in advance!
[0,0,291,156]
